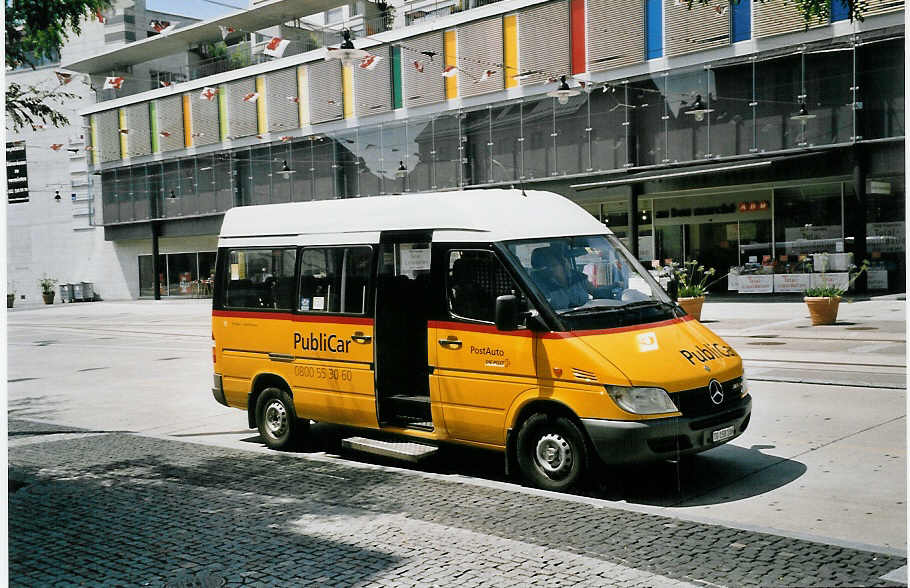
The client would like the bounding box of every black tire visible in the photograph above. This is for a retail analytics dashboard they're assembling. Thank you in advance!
[516,413,588,491]
[256,387,304,450]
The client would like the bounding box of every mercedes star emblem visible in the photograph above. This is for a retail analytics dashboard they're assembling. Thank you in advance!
[708,379,724,405]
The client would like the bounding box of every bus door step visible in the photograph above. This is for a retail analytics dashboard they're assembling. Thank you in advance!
[342,437,438,463]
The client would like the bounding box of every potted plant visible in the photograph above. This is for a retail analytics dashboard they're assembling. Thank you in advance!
[803,257,869,325]
[39,276,57,305]
[668,260,716,321]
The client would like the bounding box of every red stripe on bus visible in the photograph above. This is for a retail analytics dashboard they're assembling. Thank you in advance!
[213,310,373,325]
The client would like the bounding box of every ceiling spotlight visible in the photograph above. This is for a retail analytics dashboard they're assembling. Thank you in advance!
[395,161,407,178]
[324,29,369,67]
[168,190,177,199]
[547,76,580,105]
[54,190,61,202]
[685,94,714,122]
[277,160,296,178]
[790,101,816,121]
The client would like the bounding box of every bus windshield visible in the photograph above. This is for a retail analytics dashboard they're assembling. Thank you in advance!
[504,234,679,329]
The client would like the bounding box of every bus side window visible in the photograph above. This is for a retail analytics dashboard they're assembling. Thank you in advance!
[225,248,296,310]
[298,246,372,314]
[447,249,524,325]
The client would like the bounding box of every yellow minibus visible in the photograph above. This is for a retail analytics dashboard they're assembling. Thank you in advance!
[212,189,751,490]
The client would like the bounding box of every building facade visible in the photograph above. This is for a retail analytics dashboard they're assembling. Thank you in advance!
[5,0,196,303]
[67,0,905,298]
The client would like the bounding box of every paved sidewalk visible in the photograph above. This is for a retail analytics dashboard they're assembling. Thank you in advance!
[8,419,906,587]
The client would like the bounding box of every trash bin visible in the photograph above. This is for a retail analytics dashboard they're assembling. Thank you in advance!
[72,282,84,301]
[59,283,73,303]
[81,282,94,302]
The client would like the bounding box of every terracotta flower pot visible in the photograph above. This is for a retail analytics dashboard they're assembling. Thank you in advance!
[804,296,841,325]
[677,296,705,321]
[42,292,55,305]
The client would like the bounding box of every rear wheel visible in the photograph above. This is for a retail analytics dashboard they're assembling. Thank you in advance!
[516,413,587,491]
[256,387,304,450]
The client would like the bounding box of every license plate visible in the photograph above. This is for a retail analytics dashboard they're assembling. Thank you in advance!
[712,425,735,443]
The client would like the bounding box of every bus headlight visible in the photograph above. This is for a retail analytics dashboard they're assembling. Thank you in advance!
[605,385,678,415]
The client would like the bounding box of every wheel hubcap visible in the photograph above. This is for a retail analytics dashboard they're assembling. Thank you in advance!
[264,400,288,438]
[535,433,572,477]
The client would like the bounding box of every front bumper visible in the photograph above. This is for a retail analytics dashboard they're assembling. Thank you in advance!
[581,394,752,465]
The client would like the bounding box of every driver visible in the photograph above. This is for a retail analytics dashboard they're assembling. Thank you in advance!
[530,246,595,310]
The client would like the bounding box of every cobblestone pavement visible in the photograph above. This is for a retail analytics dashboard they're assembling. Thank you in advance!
[8,419,906,587]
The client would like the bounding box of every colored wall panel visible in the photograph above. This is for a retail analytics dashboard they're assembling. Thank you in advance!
[218,86,228,140]
[149,101,159,153]
[733,0,752,40]
[297,66,310,126]
[503,15,518,88]
[444,30,457,99]
[342,65,354,119]
[831,0,849,21]
[391,45,403,109]
[90,115,99,165]
[646,0,662,59]
[183,94,192,148]
[570,0,586,74]
[118,108,128,158]
[256,76,267,133]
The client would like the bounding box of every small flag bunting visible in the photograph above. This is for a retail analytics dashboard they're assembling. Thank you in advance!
[442,65,458,77]
[50,144,63,151]
[160,80,173,88]
[476,69,496,83]
[159,131,171,137]
[287,96,300,103]
[413,61,424,73]
[150,19,177,34]
[242,92,259,103]
[199,87,217,101]
[359,54,381,70]
[263,37,290,58]
[280,136,292,142]
[219,25,236,40]
[95,11,105,23]
[103,76,125,90]
[118,128,129,135]
[55,71,74,86]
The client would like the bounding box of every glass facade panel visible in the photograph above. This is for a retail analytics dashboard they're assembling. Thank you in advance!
[463,107,492,186]
[556,94,588,176]
[590,84,630,171]
[858,37,905,141]
[408,116,434,192]
[147,162,163,219]
[101,171,118,224]
[291,140,316,202]
[131,164,150,220]
[250,146,271,205]
[381,122,408,194]
[712,61,755,157]
[116,167,133,222]
[755,53,801,152]
[490,103,521,183]
[214,154,233,211]
[523,98,555,179]
[161,160,181,217]
[312,136,336,199]
[357,126,381,197]
[233,148,252,207]
[433,113,461,189]
[179,158,198,216]
[632,77,663,166]
[804,45,854,146]
[196,154,216,213]
[666,67,712,162]
[271,145,293,203]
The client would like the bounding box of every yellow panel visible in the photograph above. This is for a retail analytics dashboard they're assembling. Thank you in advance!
[503,15,518,89]
[444,30,458,99]
[118,109,128,158]
[297,66,310,127]
[183,94,192,148]
[90,115,99,166]
[256,76,267,133]
[341,65,354,119]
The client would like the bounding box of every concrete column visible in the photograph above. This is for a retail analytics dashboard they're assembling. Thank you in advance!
[851,145,868,293]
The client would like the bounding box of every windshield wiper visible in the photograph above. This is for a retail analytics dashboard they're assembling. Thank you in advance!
[559,299,672,316]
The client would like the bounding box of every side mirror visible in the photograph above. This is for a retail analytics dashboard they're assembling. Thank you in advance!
[495,294,520,331]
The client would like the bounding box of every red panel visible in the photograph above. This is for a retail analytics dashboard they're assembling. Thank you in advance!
[570,0,586,75]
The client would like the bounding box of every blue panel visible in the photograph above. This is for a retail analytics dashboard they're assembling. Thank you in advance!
[732,0,751,42]
[831,0,850,21]
[646,0,662,59]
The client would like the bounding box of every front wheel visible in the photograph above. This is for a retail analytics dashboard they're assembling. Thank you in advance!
[256,387,304,450]
[516,413,588,491]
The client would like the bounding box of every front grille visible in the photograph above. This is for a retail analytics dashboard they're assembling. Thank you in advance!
[671,377,743,418]
[690,407,748,431]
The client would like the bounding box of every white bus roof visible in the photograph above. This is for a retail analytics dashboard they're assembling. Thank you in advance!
[218,189,609,247]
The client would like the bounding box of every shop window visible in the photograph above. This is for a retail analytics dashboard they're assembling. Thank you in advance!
[447,250,521,324]
[167,252,198,296]
[299,247,372,314]
[138,255,166,297]
[225,248,297,310]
